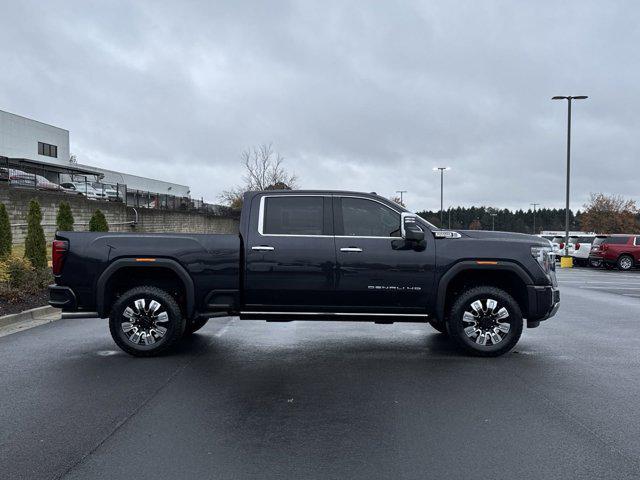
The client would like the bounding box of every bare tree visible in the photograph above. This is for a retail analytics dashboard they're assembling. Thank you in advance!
[221,144,298,208]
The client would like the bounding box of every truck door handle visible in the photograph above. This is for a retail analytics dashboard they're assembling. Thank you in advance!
[340,247,363,252]
[252,245,275,251]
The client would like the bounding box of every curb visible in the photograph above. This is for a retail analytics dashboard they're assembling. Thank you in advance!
[0,306,60,329]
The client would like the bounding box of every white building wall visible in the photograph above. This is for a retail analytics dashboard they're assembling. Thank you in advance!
[0,110,70,166]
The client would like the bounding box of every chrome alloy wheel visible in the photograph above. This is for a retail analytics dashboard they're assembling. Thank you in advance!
[619,256,633,270]
[462,298,511,346]
[121,298,170,346]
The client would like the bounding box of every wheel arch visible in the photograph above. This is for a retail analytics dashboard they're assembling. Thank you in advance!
[436,261,533,321]
[96,258,195,318]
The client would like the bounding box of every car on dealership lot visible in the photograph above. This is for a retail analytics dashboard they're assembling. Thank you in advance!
[91,182,121,201]
[589,234,640,270]
[60,182,105,200]
[569,235,596,266]
[8,169,61,191]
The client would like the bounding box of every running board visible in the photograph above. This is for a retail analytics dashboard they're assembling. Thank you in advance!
[61,311,99,319]
[239,311,429,323]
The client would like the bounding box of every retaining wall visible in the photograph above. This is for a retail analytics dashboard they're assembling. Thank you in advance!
[0,185,239,244]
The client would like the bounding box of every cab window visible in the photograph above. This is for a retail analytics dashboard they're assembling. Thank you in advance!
[339,197,401,237]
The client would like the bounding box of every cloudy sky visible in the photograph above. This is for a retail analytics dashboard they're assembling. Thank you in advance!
[1,1,638,211]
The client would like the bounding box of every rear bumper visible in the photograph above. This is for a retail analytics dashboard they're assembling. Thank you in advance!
[48,284,77,310]
[526,285,560,322]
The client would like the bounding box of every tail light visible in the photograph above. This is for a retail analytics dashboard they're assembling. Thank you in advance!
[52,240,69,275]
[559,242,564,250]
[575,243,580,250]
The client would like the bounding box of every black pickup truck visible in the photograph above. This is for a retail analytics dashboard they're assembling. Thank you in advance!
[49,190,559,357]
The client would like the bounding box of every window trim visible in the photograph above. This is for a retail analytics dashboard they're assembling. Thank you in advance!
[258,194,330,237]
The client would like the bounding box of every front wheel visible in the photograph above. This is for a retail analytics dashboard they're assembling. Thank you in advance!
[589,258,602,268]
[109,286,186,357]
[447,286,523,357]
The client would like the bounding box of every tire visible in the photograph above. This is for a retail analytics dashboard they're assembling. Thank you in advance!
[446,286,523,357]
[109,286,186,357]
[617,255,634,271]
[428,320,448,335]
[185,317,209,335]
[589,258,602,268]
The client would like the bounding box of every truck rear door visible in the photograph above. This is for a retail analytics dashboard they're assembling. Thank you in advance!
[244,194,336,310]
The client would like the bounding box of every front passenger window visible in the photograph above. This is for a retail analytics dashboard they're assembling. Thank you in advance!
[340,197,401,237]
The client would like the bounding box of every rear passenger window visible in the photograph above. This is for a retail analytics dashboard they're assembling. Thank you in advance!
[604,237,630,245]
[262,196,324,235]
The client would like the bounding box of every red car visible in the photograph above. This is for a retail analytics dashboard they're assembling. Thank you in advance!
[589,234,640,270]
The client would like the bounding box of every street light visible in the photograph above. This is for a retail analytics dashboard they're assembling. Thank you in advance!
[432,167,450,227]
[490,212,497,231]
[530,203,540,234]
[552,95,588,256]
[395,190,407,205]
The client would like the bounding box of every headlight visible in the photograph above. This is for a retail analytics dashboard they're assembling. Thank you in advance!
[531,246,554,274]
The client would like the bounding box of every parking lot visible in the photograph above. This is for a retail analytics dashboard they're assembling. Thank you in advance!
[1,267,640,480]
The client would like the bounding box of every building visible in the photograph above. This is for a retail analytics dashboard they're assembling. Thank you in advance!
[0,109,190,198]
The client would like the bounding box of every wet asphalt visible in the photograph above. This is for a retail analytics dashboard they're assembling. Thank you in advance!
[1,268,639,479]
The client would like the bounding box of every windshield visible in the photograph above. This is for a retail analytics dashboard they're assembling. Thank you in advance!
[592,237,606,246]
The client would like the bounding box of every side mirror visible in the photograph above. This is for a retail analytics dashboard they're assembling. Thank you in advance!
[401,213,425,242]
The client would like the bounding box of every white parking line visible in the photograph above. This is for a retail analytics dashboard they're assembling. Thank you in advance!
[578,286,640,290]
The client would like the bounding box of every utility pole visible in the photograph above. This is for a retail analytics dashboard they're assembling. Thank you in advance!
[395,190,407,205]
[530,203,540,234]
[552,95,588,256]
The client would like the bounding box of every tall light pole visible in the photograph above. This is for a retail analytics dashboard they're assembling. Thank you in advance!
[530,203,540,234]
[552,95,588,256]
[433,167,450,227]
[395,190,407,205]
[490,212,497,231]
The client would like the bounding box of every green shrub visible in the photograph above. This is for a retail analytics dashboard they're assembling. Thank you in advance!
[56,201,74,231]
[0,203,11,259]
[24,199,47,269]
[89,209,109,232]
[0,254,51,303]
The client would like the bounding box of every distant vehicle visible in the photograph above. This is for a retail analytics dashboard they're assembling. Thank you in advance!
[9,170,61,191]
[540,231,596,260]
[589,234,640,270]
[569,235,596,266]
[50,190,560,358]
[92,182,120,201]
[60,182,105,200]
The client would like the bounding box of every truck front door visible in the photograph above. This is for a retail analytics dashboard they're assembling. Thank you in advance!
[244,194,336,310]
[333,196,435,314]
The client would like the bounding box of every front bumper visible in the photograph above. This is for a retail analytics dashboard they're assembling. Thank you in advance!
[526,285,560,323]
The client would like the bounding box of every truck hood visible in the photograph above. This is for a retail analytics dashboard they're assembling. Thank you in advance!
[456,230,549,246]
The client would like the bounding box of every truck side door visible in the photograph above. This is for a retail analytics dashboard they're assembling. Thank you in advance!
[244,194,336,310]
[333,196,435,314]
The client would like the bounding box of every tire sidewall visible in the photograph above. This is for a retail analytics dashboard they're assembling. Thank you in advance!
[109,286,184,356]
[447,287,523,357]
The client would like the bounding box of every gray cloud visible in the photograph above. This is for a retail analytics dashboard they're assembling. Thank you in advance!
[1,0,638,211]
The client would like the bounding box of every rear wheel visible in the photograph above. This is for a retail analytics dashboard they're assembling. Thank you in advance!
[617,255,634,271]
[109,286,186,357]
[447,286,523,357]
